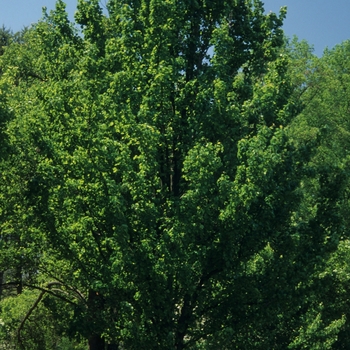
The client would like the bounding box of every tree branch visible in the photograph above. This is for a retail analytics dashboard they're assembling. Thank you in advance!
[16,281,73,349]
[37,266,87,303]
[17,289,46,349]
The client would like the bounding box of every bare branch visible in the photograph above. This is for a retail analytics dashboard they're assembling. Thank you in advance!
[15,280,82,349]
[17,290,45,349]
[0,281,78,305]
[36,265,87,303]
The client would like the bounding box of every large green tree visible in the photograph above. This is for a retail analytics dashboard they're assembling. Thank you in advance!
[287,39,350,349]
[0,1,347,349]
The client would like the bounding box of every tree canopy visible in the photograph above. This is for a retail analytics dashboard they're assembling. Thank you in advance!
[0,1,350,349]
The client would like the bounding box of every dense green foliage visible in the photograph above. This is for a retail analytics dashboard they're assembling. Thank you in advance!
[0,1,350,349]
[287,39,350,349]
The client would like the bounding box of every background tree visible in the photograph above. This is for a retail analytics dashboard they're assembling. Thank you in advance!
[0,26,13,57]
[287,39,350,349]
[0,8,86,350]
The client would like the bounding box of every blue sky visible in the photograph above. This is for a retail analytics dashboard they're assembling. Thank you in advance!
[263,0,350,56]
[1,0,349,56]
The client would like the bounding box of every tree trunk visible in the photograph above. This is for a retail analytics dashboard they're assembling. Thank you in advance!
[15,267,22,294]
[0,271,3,300]
[87,289,106,350]
[88,334,105,350]
[107,344,118,350]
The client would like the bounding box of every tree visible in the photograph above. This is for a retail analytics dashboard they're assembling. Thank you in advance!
[0,1,347,349]
[0,26,13,56]
[287,39,350,349]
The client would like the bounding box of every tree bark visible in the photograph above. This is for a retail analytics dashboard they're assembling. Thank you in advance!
[15,267,23,294]
[0,271,3,300]
[87,289,106,350]
[88,334,105,350]
[107,344,118,350]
